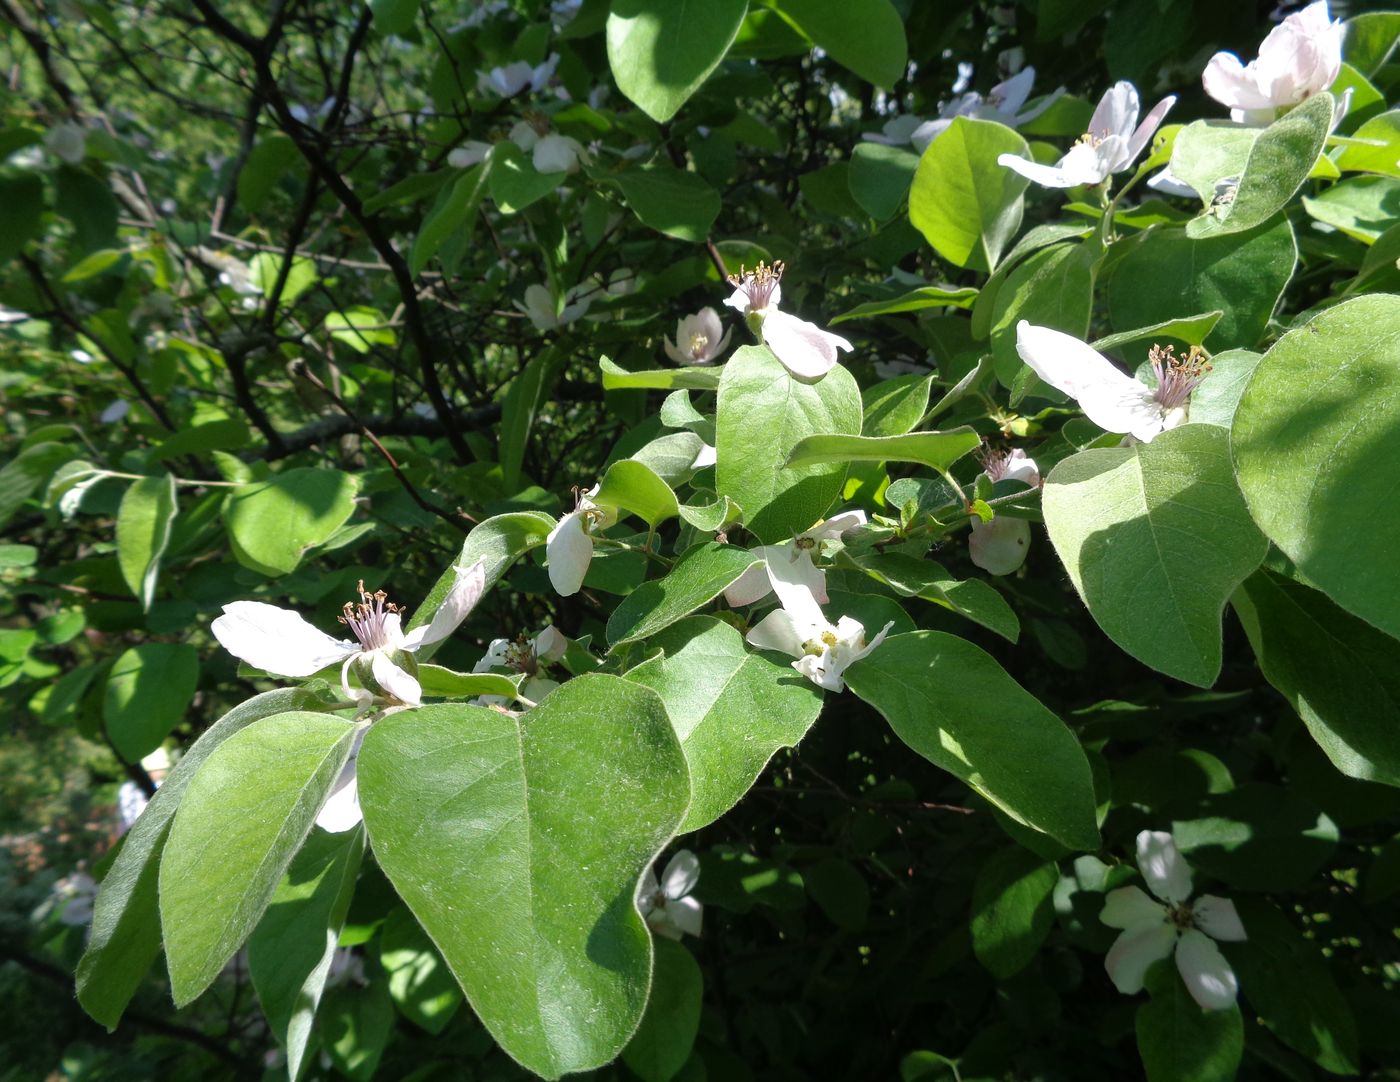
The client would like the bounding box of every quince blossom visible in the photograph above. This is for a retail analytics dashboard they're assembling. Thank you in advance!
[746,582,892,693]
[477,54,558,97]
[1015,321,1209,443]
[1102,831,1246,1010]
[865,67,1063,154]
[1203,1,1343,125]
[515,282,592,332]
[473,624,567,704]
[546,485,618,596]
[664,306,732,365]
[509,118,586,174]
[998,81,1175,189]
[725,511,868,610]
[725,261,852,380]
[637,850,703,940]
[968,448,1040,576]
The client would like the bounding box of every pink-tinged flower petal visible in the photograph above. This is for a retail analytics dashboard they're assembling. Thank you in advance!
[663,335,688,365]
[667,895,703,938]
[724,560,773,608]
[1175,928,1240,1010]
[661,850,701,899]
[1015,322,1151,415]
[764,543,830,610]
[995,67,1037,114]
[1193,895,1246,942]
[371,651,422,707]
[1091,81,1140,140]
[401,559,487,651]
[999,140,1109,188]
[1105,922,1178,995]
[1126,95,1177,164]
[1137,830,1193,904]
[968,515,1032,576]
[212,601,357,677]
[1100,885,1169,930]
[546,510,593,597]
[746,608,810,658]
[1203,52,1276,112]
[762,310,851,380]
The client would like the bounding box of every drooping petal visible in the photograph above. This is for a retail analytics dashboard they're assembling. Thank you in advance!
[667,895,703,939]
[1202,52,1276,112]
[690,443,717,469]
[1193,895,1247,942]
[1136,830,1193,904]
[998,142,1108,188]
[1003,449,1040,487]
[746,608,811,659]
[535,624,568,663]
[1175,929,1240,1010]
[1078,379,1165,442]
[1090,81,1140,141]
[371,651,422,707]
[401,559,488,651]
[211,601,358,677]
[546,510,594,597]
[724,560,774,608]
[761,309,851,380]
[763,543,830,610]
[1014,322,1151,407]
[793,652,842,692]
[848,619,894,666]
[1126,95,1177,165]
[1104,923,1178,995]
[968,515,1032,576]
[812,509,868,540]
[663,334,688,365]
[661,850,701,899]
[1100,885,1169,930]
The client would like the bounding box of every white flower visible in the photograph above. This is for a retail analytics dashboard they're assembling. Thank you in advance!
[1014,321,1210,443]
[515,282,592,332]
[868,67,1064,153]
[664,307,732,365]
[316,726,366,833]
[49,871,98,927]
[545,485,618,596]
[477,54,559,97]
[998,81,1175,188]
[1102,831,1246,1010]
[507,118,587,174]
[472,624,567,704]
[724,261,852,380]
[691,443,717,470]
[746,582,892,693]
[968,448,1040,576]
[211,560,488,709]
[725,511,868,610]
[1203,1,1342,125]
[99,399,129,424]
[448,141,493,169]
[45,122,87,165]
[637,850,703,940]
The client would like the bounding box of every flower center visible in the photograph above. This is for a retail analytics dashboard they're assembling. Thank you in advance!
[1149,343,1212,411]
[1075,129,1109,149]
[339,581,401,651]
[1166,902,1196,931]
[687,331,710,358]
[505,634,539,676]
[977,445,1014,482]
[793,535,817,552]
[727,260,784,312]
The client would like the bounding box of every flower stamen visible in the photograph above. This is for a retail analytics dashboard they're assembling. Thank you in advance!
[338,581,402,651]
[1149,343,1212,410]
[726,260,785,312]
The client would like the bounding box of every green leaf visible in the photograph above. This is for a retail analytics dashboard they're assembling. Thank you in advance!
[1186,93,1333,238]
[596,458,680,527]
[1185,349,1261,429]
[1090,312,1223,354]
[1303,175,1400,242]
[149,418,252,461]
[0,171,44,265]
[1172,784,1338,892]
[249,827,365,1080]
[322,977,394,1081]
[621,938,703,1082]
[1233,569,1400,788]
[0,442,74,528]
[1232,294,1400,641]
[1135,962,1243,1082]
[786,428,981,474]
[1106,217,1296,352]
[489,141,564,214]
[716,345,862,543]
[990,241,1097,389]
[1335,108,1400,177]
[832,285,978,324]
[909,117,1031,271]
[804,857,870,931]
[222,467,361,576]
[1225,898,1359,1074]
[1043,425,1268,687]
[77,688,329,1029]
[410,162,489,276]
[116,473,177,611]
[846,631,1100,850]
[631,432,711,485]
[847,142,920,221]
[628,616,823,830]
[370,0,418,36]
[853,553,1020,642]
[765,0,907,89]
[103,643,200,762]
[499,346,561,492]
[379,907,463,1034]
[357,677,690,1080]
[862,374,934,437]
[416,664,523,701]
[1343,12,1400,78]
[323,306,395,352]
[607,542,761,646]
[969,847,1057,979]
[601,356,723,391]
[1170,120,1258,204]
[615,167,721,242]
[159,712,358,1005]
[605,0,748,123]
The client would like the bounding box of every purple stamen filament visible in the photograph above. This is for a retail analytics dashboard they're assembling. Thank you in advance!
[1149,344,1212,410]
[339,581,401,651]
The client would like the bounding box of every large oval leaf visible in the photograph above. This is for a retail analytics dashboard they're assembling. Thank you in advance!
[845,631,1099,850]
[606,0,748,123]
[716,345,862,543]
[115,473,177,611]
[222,467,360,576]
[1232,294,1400,640]
[607,543,761,647]
[1043,424,1267,687]
[357,676,690,1080]
[103,642,200,762]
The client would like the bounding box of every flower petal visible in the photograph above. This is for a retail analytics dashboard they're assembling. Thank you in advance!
[1203,52,1275,112]
[402,559,487,651]
[812,509,868,539]
[1101,885,1169,930]
[667,895,703,939]
[211,601,357,677]
[746,608,810,659]
[1014,321,1149,405]
[1193,895,1246,942]
[316,767,363,833]
[661,850,701,899]
[1136,830,1193,904]
[535,624,568,663]
[968,515,1032,576]
[764,543,830,610]
[1126,95,1177,164]
[1105,922,1177,995]
[371,652,422,707]
[723,285,750,312]
[1175,928,1239,1010]
[1091,81,1140,141]
[762,310,850,380]
[724,560,773,608]
[663,335,687,365]
[546,510,594,597]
